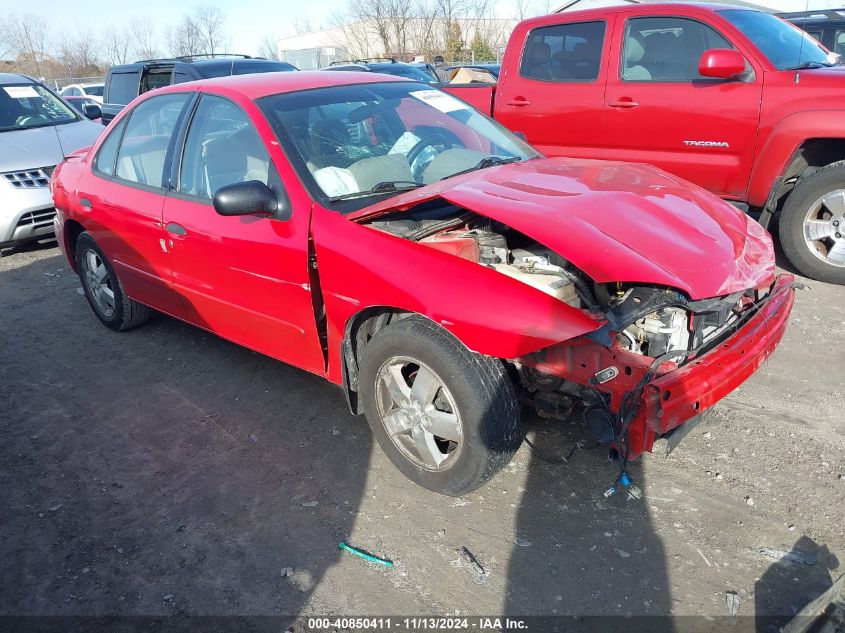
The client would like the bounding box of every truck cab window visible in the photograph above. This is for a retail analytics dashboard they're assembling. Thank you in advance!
[622,17,732,81]
[520,21,606,82]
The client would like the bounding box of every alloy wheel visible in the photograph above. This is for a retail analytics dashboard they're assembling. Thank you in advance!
[82,249,116,317]
[803,189,845,268]
[375,356,463,471]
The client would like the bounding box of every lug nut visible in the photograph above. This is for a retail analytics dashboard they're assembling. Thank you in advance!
[837,232,843,238]
[834,220,840,227]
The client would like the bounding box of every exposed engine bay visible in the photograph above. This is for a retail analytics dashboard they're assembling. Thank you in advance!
[368,207,586,309]
[366,202,757,366]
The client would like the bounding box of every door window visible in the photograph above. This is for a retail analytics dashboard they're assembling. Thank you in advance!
[622,17,733,81]
[178,95,271,200]
[834,29,845,56]
[94,117,128,176]
[519,21,606,82]
[115,93,189,188]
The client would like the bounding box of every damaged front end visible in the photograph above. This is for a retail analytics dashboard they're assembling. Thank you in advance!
[361,195,795,463]
[519,275,795,461]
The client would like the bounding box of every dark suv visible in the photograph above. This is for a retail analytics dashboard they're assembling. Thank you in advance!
[101,54,297,124]
[324,58,439,84]
[779,10,845,60]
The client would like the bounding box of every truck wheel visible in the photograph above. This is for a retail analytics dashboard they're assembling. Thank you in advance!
[75,232,150,331]
[779,162,845,284]
[358,315,523,496]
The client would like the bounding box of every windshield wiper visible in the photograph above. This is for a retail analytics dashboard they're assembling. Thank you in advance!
[328,180,422,202]
[785,60,832,70]
[441,155,521,181]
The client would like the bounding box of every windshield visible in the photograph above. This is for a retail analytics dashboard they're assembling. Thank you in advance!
[0,83,79,133]
[84,85,104,97]
[258,82,538,211]
[719,9,834,70]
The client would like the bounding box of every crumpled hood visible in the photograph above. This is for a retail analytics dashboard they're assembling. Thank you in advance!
[353,157,776,300]
[0,120,102,172]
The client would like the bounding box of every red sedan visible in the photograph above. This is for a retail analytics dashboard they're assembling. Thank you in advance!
[51,71,794,496]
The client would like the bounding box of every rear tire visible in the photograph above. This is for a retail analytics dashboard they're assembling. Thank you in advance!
[779,162,845,285]
[75,232,150,331]
[358,315,523,496]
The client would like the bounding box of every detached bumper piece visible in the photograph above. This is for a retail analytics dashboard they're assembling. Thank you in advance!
[520,274,795,459]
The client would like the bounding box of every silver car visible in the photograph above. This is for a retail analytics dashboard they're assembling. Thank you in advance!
[1,73,103,249]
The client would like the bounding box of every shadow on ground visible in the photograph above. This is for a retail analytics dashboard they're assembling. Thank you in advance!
[0,251,371,622]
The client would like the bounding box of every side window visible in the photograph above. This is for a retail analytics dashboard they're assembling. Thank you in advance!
[106,72,140,105]
[519,21,606,82]
[622,17,732,82]
[94,117,128,176]
[178,95,271,200]
[834,30,845,56]
[115,93,189,188]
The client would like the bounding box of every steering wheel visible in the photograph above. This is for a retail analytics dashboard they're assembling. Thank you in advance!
[16,115,49,126]
[407,132,457,164]
[407,132,458,180]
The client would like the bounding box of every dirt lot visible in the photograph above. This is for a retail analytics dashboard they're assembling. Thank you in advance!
[1,240,843,629]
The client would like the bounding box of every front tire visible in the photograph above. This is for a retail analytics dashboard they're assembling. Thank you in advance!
[75,232,150,331]
[358,315,523,496]
[779,161,845,285]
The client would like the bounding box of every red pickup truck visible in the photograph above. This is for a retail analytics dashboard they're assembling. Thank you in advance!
[444,3,845,285]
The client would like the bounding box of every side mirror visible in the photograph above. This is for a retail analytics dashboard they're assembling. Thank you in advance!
[213,180,291,220]
[81,103,102,120]
[698,49,746,80]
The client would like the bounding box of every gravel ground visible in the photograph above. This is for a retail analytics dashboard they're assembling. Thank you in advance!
[1,240,843,629]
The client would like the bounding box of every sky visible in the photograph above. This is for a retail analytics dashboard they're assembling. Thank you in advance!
[19,0,357,57]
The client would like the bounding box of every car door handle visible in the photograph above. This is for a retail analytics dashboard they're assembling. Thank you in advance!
[608,99,639,108]
[166,222,187,236]
[505,98,531,106]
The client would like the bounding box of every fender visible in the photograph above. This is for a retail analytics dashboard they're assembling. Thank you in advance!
[310,206,603,385]
[748,110,845,208]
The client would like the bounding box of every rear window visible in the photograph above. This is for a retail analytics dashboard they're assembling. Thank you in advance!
[106,72,140,105]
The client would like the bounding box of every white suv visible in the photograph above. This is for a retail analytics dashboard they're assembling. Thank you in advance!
[1,74,103,249]
[60,82,105,103]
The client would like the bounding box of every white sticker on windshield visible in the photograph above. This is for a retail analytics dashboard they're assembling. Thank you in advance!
[410,90,467,113]
[4,86,39,99]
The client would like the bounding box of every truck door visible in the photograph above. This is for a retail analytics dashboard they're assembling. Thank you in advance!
[602,14,763,199]
[494,18,612,159]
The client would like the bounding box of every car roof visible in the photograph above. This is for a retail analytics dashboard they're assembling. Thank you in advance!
[0,73,35,85]
[520,1,756,26]
[155,70,412,100]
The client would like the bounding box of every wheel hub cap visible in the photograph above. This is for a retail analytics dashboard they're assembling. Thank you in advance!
[375,356,462,471]
[82,249,116,317]
[803,189,845,268]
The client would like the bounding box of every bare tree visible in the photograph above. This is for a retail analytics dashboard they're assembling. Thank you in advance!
[129,17,161,61]
[102,25,133,65]
[257,33,280,60]
[193,5,230,55]
[166,16,203,57]
[1,13,50,77]
[293,16,313,35]
[513,0,531,21]
[58,30,101,77]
